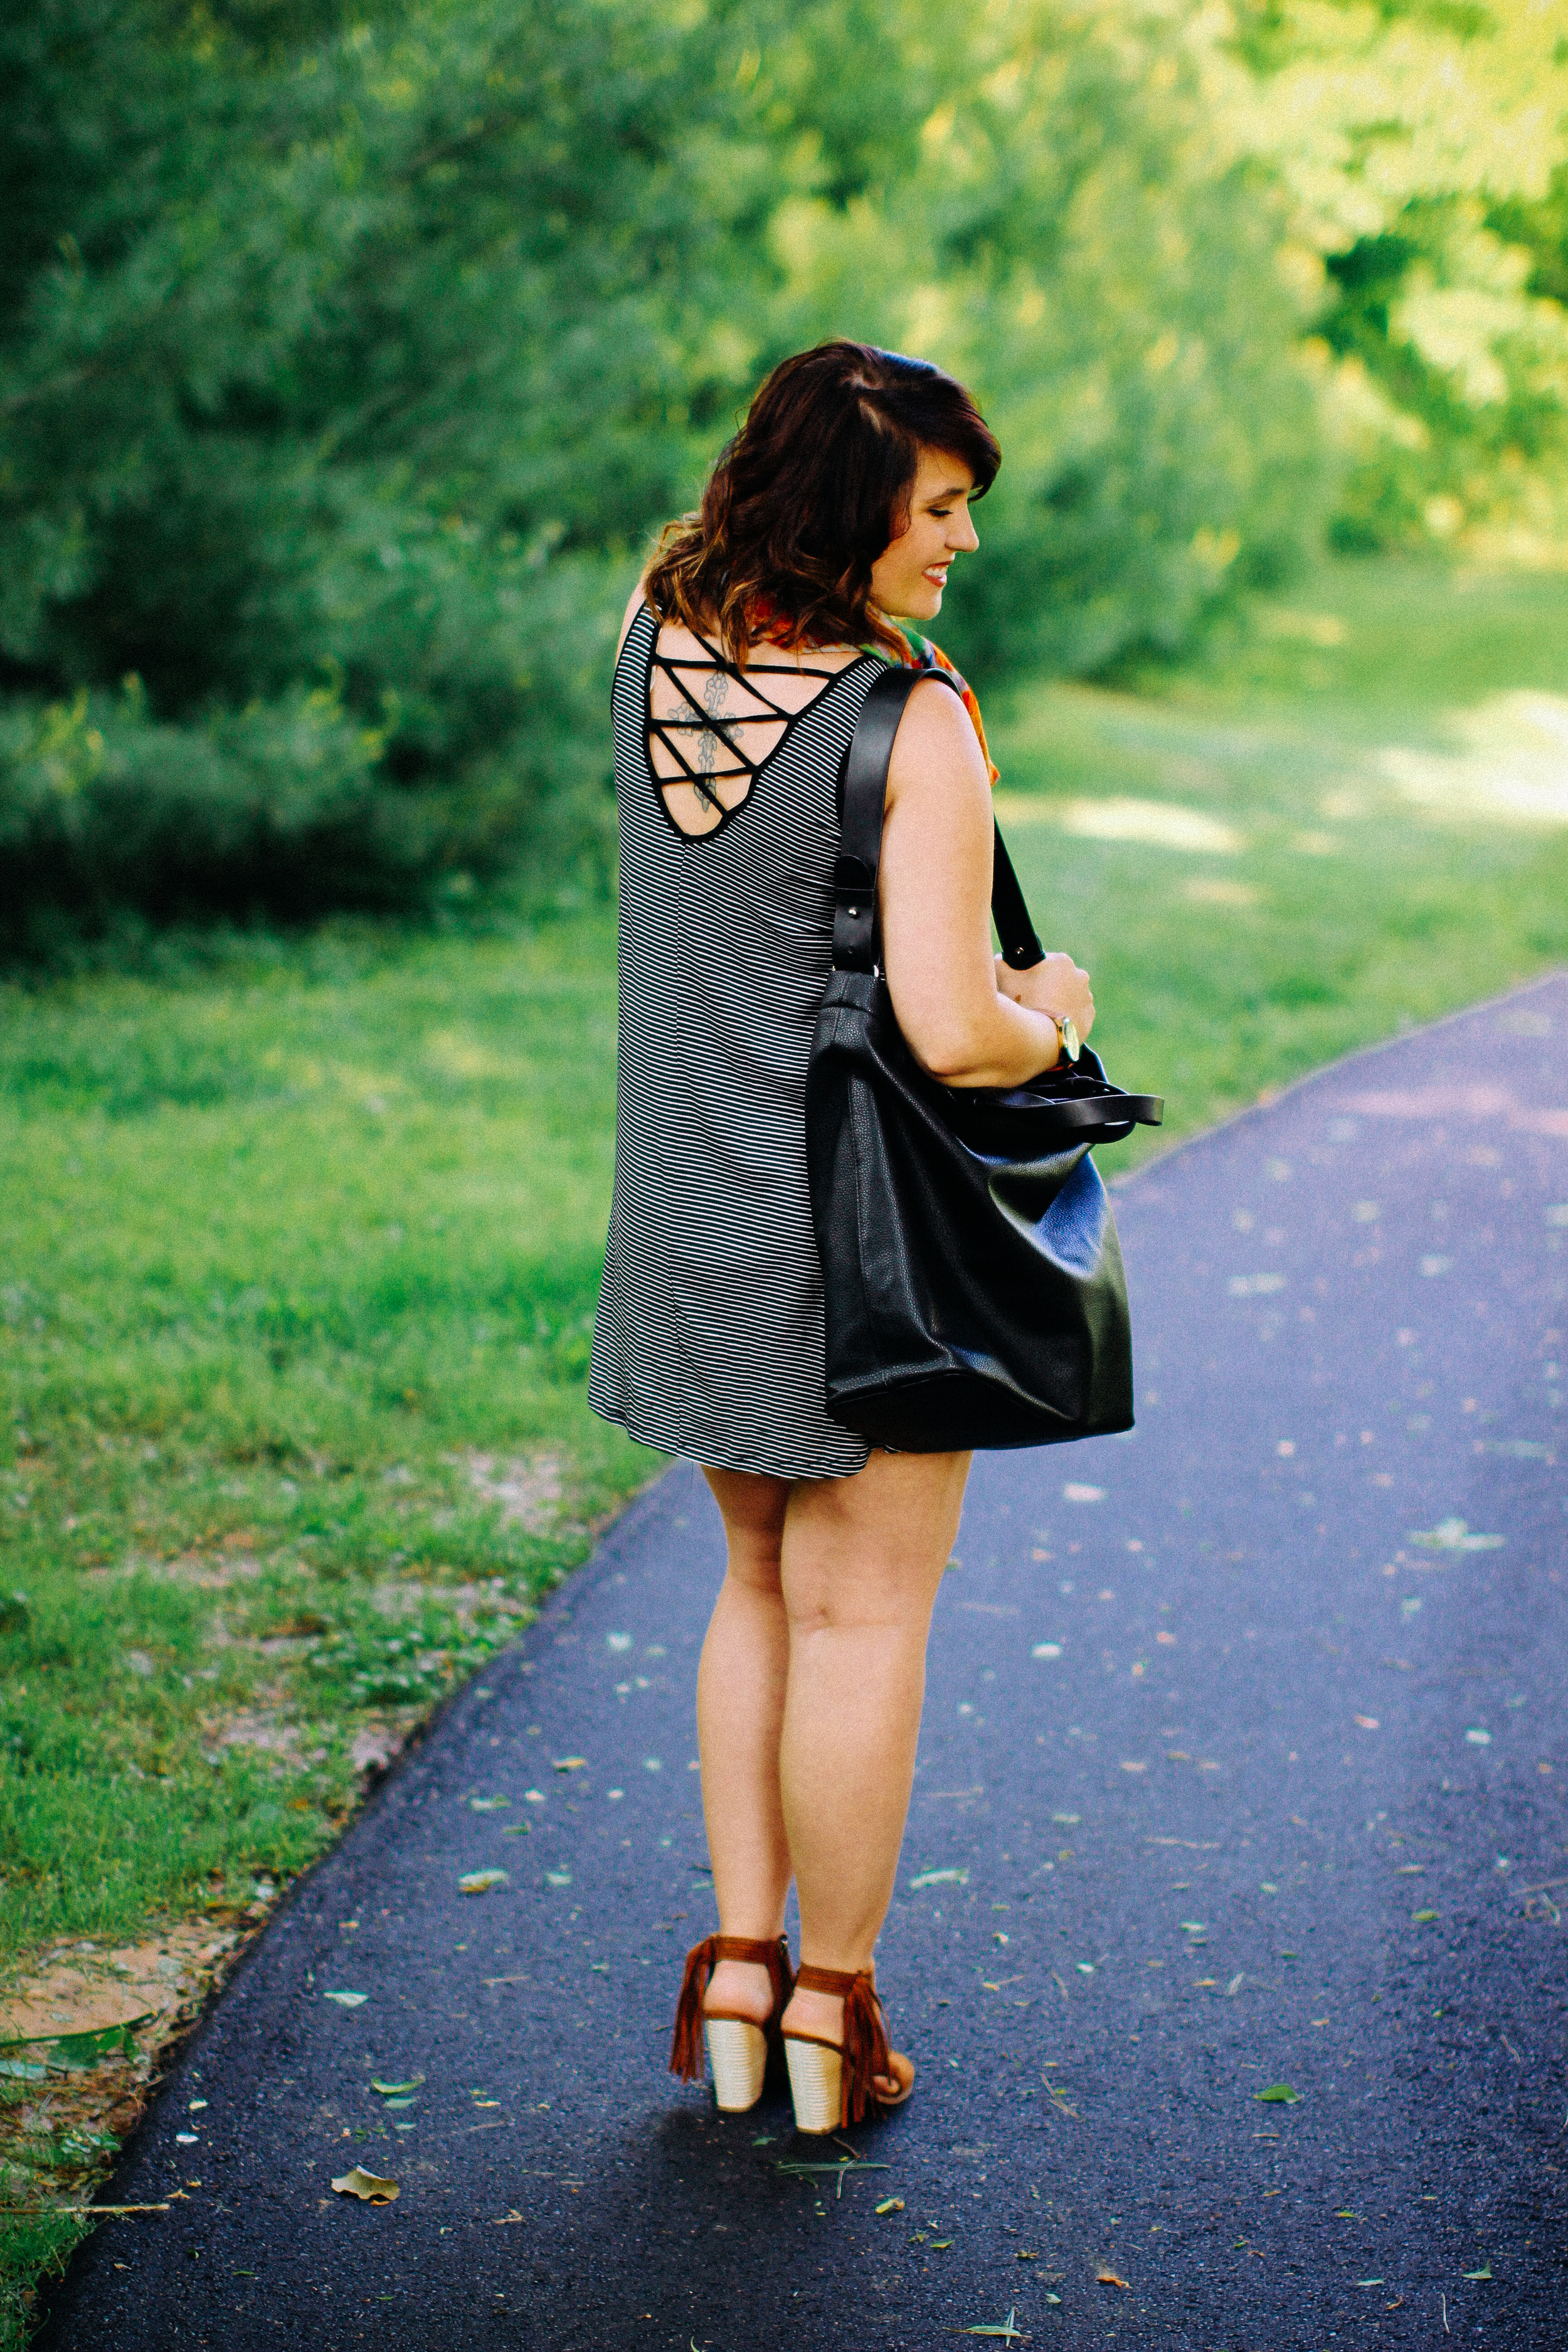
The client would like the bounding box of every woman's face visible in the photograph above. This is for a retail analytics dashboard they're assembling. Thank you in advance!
[869,448,980,622]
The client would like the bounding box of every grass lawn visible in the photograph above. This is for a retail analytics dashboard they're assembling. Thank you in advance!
[2,554,1566,2333]
[990,558,1568,1170]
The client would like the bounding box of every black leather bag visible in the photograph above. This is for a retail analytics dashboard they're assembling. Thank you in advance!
[805,664,1163,1453]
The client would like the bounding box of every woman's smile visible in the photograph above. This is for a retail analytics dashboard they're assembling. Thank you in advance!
[869,447,979,622]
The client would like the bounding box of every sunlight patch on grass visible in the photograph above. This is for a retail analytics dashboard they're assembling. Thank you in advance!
[993,794,1244,853]
[1376,691,1568,826]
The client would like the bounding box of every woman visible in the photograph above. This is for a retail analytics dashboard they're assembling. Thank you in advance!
[588,341,1095,2133]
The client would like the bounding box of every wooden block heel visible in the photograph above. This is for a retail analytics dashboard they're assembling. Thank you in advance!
[784,1963,914,2133]
[783,2036,843,2134]
[704,2016,769,2112]
[669,1932,795,2116]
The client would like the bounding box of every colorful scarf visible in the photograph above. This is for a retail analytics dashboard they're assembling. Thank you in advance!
[877,621,999,788]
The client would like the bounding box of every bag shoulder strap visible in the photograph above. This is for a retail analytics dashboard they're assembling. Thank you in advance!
[833,664,1044,975]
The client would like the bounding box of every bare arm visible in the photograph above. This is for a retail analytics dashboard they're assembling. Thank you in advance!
[878,681,1093,1089]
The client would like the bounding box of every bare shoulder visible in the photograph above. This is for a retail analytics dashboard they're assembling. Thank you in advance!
[616,583,649,660]
[886,672,990,811]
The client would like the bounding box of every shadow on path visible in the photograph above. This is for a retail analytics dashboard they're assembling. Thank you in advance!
[36,976,1568,2350]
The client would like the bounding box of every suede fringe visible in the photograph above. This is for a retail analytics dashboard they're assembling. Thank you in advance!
[669,1936,718,2083]
[793,1964,893,2127]
[836,1974,893,2128]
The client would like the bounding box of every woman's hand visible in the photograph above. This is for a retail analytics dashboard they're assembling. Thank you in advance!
[995,951,1094,1040]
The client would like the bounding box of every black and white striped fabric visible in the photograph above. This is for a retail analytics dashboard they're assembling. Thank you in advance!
[588,601,885,1480]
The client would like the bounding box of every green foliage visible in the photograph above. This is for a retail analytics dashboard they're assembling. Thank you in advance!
[1227,0,1568,554]
[1,0,766,944]
[1,0,1325,943]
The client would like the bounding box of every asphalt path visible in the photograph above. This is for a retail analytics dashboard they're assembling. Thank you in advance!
[36,974,1568,2352]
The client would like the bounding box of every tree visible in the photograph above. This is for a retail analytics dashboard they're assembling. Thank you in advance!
[1,0,1326,944]
[1219,0,1568,552]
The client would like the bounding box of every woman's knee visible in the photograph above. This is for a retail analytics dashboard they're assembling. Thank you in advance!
[704,1466,788,1596]
[780,1449,968,1631]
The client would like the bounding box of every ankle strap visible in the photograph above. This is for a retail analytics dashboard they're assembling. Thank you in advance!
[712,1936,790,1967]
[794,1963,873,1998]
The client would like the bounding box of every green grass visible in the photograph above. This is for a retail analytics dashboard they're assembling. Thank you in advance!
[988,558,1568,1167]
[1,920,662,1949]
[1,553,1566,2334]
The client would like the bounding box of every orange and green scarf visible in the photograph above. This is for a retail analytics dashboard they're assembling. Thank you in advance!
[878,622,998,787]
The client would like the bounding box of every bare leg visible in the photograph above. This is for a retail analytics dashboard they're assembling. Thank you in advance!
[777,1449,970,2080]
[696,1466,792,2027]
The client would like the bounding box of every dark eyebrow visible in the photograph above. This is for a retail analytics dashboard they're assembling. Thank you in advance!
[926,481,972,503]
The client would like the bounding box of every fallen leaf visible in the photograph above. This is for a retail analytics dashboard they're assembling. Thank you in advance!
[492,2209,525,2225]
[469,1796,509,1811]
[1357,2279,1385,2287]
[1461,2265,1493,2281]
[458,1869,510,1895]
[959,2311,1029,2341]
[1096,2267,1131,2289]
[1254,2084,1301,2104]
[554,1757,588,1772]
[1408,1520,1503,1552]
[1354,1715,1380,1730]
[323,1990,369,2008]
[875,2196,904,2215]
[331,2166,399,2205]
[1412,1909,1439,1924]
[370,2076,423,2096]
[909,1868,968,1890]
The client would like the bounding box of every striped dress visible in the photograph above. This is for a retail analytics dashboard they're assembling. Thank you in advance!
[588,601,886,1480]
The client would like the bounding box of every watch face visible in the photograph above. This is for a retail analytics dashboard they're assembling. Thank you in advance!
[1060,1016,1082,1062]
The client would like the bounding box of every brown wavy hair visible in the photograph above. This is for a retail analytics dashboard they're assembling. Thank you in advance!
[643,341,1000,663]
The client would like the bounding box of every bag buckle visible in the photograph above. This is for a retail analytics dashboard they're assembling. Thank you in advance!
[833,854,875,914]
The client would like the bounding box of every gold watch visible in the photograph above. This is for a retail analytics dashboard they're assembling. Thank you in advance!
[1056,1014,1082,1064]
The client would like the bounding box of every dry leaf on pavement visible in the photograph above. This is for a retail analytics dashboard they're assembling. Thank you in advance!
[331,2166,399,2204]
